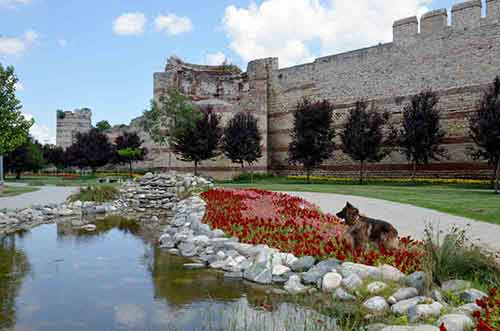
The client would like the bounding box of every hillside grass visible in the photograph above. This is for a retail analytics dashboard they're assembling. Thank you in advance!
[0,185,39,198]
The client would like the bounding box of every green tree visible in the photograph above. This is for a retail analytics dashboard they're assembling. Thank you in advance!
[288,99,336,183]
[398,90,447,180]
[0,64,34,189]
[222,112,262,169]
[95,120,111,132]
[340,101,395,184]
[42,144,66,169]
[469,76,500,194]
[65,128,113,173]
[113,131,147,177]
[4,138,45,179]
[171,106,222,176]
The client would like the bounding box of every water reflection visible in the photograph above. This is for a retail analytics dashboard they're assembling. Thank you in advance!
[0,218,341,331]
[0,234,30,329]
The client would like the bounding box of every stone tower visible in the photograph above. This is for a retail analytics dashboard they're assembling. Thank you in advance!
[56,108,92,149]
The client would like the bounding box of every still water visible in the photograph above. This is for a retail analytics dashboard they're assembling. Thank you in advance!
[0,218,342,331]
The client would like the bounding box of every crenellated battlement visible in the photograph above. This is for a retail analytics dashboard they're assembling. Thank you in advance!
[394,0,500,45]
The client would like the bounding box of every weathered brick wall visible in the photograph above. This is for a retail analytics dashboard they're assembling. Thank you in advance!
[267,0,500,179]
[56,109,92,150]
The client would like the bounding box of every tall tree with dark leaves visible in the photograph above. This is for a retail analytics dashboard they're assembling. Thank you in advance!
[0,64,34,190]
[171,106,222,176]
[112,131,147,176]
[42,145,66,169]
[398,91,447,180]
[288,99,336,183]
[469,76,500,194]
[4,138,45,179]
[340,101,395,184]
[65,128,113,173]
[95,120,111,132]
[222,112,262,169]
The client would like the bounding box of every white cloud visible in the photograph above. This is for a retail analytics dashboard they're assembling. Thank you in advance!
[0,29,38,56]
[57,39,68,47]
[223,0,432,67]
[22,113,56,145]
[155,14,193,36]
[205,52,227,66]
[0,0,31,9]
[113,12,147,36]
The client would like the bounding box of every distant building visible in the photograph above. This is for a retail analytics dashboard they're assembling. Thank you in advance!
[56,108,92,149]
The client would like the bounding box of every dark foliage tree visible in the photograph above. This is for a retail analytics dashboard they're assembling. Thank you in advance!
[340,101,395,184]
[222,112,262,169]
[65,128,113,172]
[398,90,447,180]
[112,131,147,176]
[171,106,222,176]
[288,99,336,183]
[4,137,44,179]
[95,120,111,132]
[42,144,66,169]
[469,76,500,194]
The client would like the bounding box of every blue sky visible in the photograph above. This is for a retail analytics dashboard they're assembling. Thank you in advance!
[1,0,461,144]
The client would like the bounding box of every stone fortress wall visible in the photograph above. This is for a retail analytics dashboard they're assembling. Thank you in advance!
[58,0,500,180]
[56,108,92,150]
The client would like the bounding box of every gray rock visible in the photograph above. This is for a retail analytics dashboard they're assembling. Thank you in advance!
[178,241,197,257]
[379,264,405,282]
[408,302,443,323]
[388,287,419,304]
[158,233,176,249]
[382,326,439,331]
[272,264,290,276]
[339,262,381,279]
[301,258,340,284]
[243,261,272,284]
[459,289,488,303]
[437,314,473,331]
[284,275,309,295]
[290,256,316,272]
[367,281,388,295]
[212,229,225,238]
[431,289,444,302]
[321,272,342,293]
[363,296,389,313]
[391,296,428,315]
[342,273,363,291]
[441,280,471,293]
[405,271,427,293]
[272,275,289,284]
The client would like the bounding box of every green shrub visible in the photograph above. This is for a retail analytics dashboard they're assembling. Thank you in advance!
[231,172,277,183]
[68,185,118,203]
[423,224,500,288]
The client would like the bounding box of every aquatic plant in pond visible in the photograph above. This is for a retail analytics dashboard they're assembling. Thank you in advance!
[201,188,424,273]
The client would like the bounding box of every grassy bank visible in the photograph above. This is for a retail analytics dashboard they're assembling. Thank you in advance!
[0,185,38,198]
[219,177,500,225]
[5,175,122,187]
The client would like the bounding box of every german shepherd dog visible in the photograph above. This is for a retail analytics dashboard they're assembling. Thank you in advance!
[336,202,399,251]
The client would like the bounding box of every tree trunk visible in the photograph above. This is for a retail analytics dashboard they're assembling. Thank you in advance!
[0,155,4,193]
[359,160,364,185]
[306,168,311,184]
[194,161,198,176]
[495,159,500,194]
[16,171,21,180]
[129,161,133,178]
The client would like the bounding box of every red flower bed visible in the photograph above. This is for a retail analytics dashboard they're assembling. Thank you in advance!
[201,188,423,273]
[473,288,500,331]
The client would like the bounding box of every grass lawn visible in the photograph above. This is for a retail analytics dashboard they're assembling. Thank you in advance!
[219,178,500,225]
[5,175,123,187]
[0,185,39,197]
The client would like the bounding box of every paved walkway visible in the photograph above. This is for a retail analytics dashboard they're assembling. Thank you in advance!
[286,191,500,253]
[0,185,78,210]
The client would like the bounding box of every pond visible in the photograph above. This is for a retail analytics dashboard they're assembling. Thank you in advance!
[0,218,350,331]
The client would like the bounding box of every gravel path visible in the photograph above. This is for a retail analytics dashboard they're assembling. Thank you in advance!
[286,191,500,253]
[0,185,78,210]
